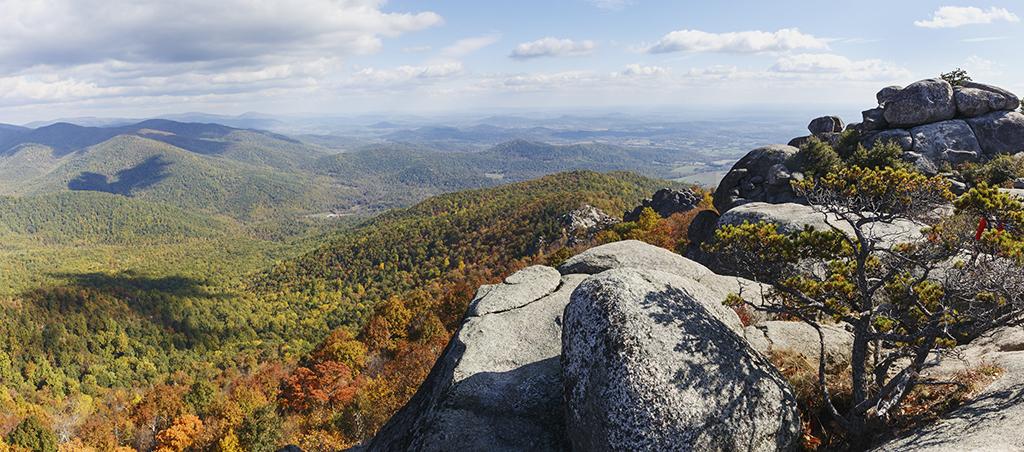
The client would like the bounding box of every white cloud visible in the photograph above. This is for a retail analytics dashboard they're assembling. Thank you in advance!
[0,0,444,111]
[617,64,670,77]
[770,53,911,81]
[0,0,443,71]
[0,75,115,103]
[645,28,828,54]
[351,62,464,85]
[441,35,501,58]
[914,6,1019,28]
[510,38,596,59]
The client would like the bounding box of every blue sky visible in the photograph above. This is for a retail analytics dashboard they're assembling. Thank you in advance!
[0,0,1020,123]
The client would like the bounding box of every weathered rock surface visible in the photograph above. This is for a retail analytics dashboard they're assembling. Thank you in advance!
[873,326,1024,451]
[366,266,586,452]
[716,202,925,248]
[775,80,1022,186]
[1000,188,1024,199]
[624,187,701,222]
[861,107,889,131]
[954,81,1020,118]
[562,268,801,451]
[683,209,721,264]
[877,85,902,106]
[809,115,844,135]
[559,240,768,325]
[744,321,854,369]
[713,144,801,213]
[910,120,983,165]
[787,135,810,149]
[883,79,957,128]
[966,111,1024,156]
[468,265,562,316]
[561,204,617,233]
[561,205,618,246]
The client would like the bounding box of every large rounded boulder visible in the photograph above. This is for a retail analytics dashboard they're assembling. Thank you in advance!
[883,79,957,128]
[716,202,925,249]
[910,119,983,165]
[561,268,801,451]
[712,144,801,213]
[808,115,844,135]
[954,81,1020,118]
[966,111,1024,156]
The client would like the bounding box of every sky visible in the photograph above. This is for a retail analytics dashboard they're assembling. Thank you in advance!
[0,0,1021,124]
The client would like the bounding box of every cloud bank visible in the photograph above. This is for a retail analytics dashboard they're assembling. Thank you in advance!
[510,38,596,59]
[914,6,1019,28]
[645,28,828,54]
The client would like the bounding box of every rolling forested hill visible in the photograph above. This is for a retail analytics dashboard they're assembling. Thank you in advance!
[0,120,692,237]
[0,170,675,451]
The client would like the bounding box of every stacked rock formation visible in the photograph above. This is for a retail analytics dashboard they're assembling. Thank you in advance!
[788,79,1024,175]
[840,78,1021,174]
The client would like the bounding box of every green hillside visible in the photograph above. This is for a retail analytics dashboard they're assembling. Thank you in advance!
[0,191,233,244]
[15,135,338,222]
[0,171,669,450]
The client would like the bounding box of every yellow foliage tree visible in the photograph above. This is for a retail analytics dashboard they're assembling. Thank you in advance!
[215,430,243,452]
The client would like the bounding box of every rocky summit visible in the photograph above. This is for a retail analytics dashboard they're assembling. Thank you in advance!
[362,241,812,451]
[788,78,1024,175]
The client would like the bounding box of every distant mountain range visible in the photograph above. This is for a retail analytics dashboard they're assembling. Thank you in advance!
[0,118,720,235]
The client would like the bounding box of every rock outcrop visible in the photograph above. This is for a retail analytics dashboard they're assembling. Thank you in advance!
[744,321,854,369]
[560,204,618,246]
[874,327,1024,451]
[682,209,721,264]
[910,120,983,164]
[559,240,768,322]
[562,268,801,451]
[966,111,1024,156]
[716,202,925,248]
[365,240,799,451]
[623,187,701,222]
[954,81,1021,118]
[789,116,845,149]
[851,79,1022,172]
[883,78,957,128]
[712,144,802,213]
[808,115,844,135]
[366,266,584,451]
[771,79,1023,178]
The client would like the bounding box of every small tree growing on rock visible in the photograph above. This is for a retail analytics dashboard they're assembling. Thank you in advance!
[708,164,1024,447]
[940,68,972,87]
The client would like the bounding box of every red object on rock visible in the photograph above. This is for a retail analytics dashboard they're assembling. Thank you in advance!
[976,217,988,241]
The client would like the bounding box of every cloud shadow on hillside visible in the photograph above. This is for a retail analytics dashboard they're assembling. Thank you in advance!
[68,155,171,195]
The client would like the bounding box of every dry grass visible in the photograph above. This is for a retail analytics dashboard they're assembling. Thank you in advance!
[768,350,852,451]
[891,362,1003,432]
[768,349,1004,451]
